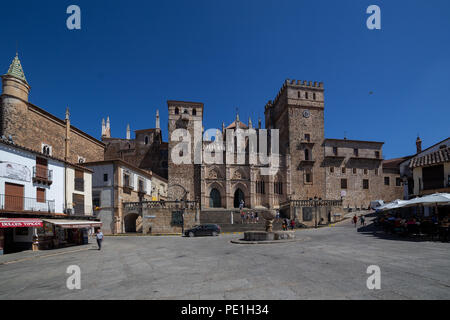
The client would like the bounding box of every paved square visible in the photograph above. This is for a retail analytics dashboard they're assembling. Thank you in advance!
[0,218,449,299]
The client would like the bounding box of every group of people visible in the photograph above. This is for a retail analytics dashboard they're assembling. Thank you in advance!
[282,218,296,231]
[376,213,450,241]
[240,211,260,224]
[352,214,366,227]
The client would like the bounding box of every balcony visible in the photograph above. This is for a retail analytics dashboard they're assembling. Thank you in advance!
[74,178,84,192]
[0,194,55,213]
[33,166,53,185]
[420,178,450,195]
[64,205,93,216]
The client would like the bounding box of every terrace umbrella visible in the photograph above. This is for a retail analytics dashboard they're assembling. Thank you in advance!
[403,193,450,207]
[377,199,410,212]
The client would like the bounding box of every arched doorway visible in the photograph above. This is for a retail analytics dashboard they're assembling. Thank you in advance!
[234,188,245,208]
[124,213,139,233]
[209,188,221,208]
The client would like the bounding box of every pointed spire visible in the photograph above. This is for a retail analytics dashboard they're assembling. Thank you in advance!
[156,109,160,129]
[106,116,110,128]
[222,121,225,133]
[258,117,262,129]
[126,124,130,140]
[101,118,105,136]
[6,53,27,83]
[65,107,70,121]
[248,117,252,129]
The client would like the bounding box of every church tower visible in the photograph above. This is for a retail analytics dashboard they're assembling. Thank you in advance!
[0,53,31,142]
[264,79,326,200]
[167,100,203,201]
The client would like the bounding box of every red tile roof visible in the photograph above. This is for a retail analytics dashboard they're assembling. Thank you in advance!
[409,147,450,168]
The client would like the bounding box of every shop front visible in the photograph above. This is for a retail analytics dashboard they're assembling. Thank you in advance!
[0,218,43,255]
[40,219,102,249]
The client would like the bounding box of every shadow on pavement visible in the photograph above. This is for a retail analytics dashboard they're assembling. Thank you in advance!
[356,221,441,243]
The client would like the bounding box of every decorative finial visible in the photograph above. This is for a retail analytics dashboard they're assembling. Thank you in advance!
[65,107,70,120]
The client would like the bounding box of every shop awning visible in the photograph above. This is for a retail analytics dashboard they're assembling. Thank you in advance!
[0,218,43,228]
[42,219,102,229]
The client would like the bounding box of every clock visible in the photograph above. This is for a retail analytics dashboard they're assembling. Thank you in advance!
[303,110,310,118]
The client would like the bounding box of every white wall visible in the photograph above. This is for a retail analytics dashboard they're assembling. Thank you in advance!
[0,143,65,213]
[65,166,93,215]
[119,166,152,196]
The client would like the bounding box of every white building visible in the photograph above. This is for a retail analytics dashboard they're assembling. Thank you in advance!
[83,159,167,234]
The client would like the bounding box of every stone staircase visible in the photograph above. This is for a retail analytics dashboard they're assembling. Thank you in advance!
[200,209,284,233]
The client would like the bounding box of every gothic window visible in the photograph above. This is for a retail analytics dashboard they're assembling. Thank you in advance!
[42,144,52,156]
[333,147,338,155]
[341,178,347,189]
[330,167,334,173]
[298,91,301,98]
[313,92,316,100]
[375,151,380,158]
[305,92,309,99]
[384,177,390,185]
[342,167,346,174]
[305,170,313,184]
[144,136,149,145]
[352,168,357,174]
[354,148,358,156]
[175,107,179,115]
[192,108,197,116]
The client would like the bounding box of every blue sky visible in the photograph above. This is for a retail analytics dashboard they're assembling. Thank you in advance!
[0,0,449,159]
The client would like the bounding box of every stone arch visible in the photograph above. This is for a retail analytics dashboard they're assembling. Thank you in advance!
[232,182,249,208]
[207,182,225,208]
[124,213,139,233]
[209,188,221,208]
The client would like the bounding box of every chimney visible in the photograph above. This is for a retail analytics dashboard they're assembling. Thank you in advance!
[416,136,422,154]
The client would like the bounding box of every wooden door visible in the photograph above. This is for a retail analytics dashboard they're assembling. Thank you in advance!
[5,183,24,211]
[36,157,48,179]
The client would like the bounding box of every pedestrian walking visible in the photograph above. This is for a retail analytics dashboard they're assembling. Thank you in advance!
[95,228,104,250]
[360,215,365,226]
[352,215,357,227]
[239,199,244,211]
[290,219,295,230]
[240,210,245,224]
[276,209,280,221]
[255,212,259,223]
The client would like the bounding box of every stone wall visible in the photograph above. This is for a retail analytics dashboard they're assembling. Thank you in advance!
[0,95,104,163]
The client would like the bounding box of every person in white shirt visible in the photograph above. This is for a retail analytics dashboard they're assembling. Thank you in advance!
[95,229,104,250]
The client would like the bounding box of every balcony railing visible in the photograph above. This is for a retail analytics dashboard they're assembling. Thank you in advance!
[74,178,84,192]
[64,205,93,216]
[33,166,53,185]
[0,194,55,213]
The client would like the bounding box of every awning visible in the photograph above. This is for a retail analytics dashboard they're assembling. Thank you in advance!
[0,218,43,228]
[42,219,102,229]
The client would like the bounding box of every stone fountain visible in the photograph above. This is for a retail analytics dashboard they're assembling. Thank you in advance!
[242,209,295,242]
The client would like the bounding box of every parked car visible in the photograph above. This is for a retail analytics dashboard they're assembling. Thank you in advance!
[184,224,221,237]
